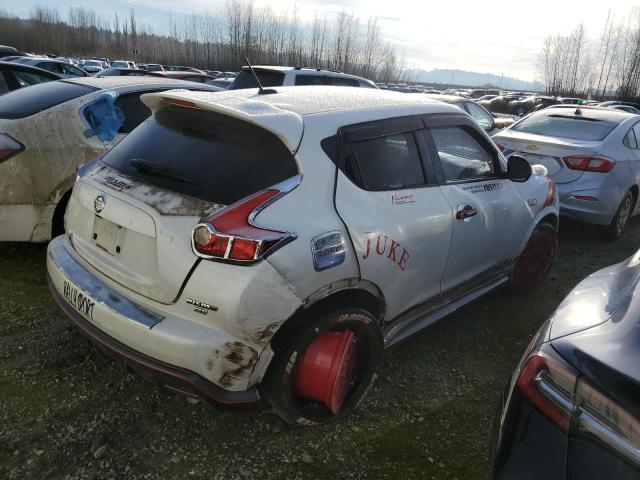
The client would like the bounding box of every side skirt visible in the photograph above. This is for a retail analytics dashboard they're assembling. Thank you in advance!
[383,275,509,349]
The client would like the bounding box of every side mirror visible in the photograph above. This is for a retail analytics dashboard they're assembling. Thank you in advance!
[507,155,532,182]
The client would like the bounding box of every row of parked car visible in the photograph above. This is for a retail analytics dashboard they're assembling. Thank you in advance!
[1,44,639,477]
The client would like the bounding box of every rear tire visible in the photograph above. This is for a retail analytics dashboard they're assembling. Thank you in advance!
[51,190,71,239]
[510,222,557,294]
[261,308,383,426]
[604,191,633,241]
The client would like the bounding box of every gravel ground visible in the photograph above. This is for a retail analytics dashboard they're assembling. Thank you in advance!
[2,217,639,480]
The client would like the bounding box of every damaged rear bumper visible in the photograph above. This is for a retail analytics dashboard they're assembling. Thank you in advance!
[46,236,261,408]
[49,279,260,407]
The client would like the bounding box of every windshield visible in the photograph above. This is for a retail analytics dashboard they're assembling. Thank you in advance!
[512,114,618,141]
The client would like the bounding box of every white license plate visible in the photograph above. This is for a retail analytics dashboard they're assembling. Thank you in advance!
[62,280,95,320]
[93,216,124,255]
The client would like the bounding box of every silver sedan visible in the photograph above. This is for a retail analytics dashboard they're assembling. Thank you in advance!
[494,105,640,239]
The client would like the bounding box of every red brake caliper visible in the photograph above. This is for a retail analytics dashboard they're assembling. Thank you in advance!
[294,330,358,414]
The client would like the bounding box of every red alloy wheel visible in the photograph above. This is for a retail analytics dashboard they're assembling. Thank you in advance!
[294,330,358,414]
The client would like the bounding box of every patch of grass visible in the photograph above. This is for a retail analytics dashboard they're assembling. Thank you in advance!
[1,218,639,479]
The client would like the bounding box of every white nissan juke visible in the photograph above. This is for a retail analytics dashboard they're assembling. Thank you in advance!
[47,86,559,425]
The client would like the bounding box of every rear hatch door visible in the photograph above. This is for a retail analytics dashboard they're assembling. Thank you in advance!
[66,99,300,304]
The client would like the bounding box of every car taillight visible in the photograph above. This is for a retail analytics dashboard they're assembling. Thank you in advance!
[192,189,295,263]
[563,155,615,173]
[516,353,577,431]
[0,133,24,164]
[576,378,640,463]
[543,179,556,208]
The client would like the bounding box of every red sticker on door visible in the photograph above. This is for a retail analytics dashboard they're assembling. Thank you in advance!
[362,232,410,270]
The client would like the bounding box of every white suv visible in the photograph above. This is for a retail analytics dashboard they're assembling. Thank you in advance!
[47,86,558,425]
[229,65,377,90]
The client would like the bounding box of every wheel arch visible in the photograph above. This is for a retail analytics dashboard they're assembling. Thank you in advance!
[269,280,385,355]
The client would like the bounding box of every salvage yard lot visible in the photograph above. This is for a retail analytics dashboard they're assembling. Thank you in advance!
[2,218,639,480]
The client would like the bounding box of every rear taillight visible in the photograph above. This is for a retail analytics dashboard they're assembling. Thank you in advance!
[576,378,640,462]
[516,353,577,431]
[192,189,295,263]
[543,179,556,208]
[0,133,24,163]
[563,155,615,173]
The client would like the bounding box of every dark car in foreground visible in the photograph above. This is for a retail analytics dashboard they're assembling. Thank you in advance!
[492,250,640,479]
[0,61,62,95]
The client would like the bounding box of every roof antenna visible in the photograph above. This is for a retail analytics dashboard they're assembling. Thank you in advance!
[244,57,277,95]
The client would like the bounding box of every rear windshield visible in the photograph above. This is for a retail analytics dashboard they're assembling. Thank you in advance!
[0,80,96,119]
[102,106,299,205]
[229,69,285,90]
[512,114,618,141]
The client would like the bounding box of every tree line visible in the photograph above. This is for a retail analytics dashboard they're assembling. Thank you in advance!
[539,9,640,101]
[0,2,408,83]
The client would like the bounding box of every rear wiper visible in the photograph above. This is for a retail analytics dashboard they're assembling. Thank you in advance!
[130,158,197,185]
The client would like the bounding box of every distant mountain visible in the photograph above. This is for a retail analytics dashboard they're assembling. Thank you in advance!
[407,69,544,91]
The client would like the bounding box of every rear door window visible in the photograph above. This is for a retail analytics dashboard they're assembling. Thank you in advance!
[12,70,56,87]
[229,69,285,90]
[102,106,299,205]
[430,126,496,182]
[59,63,84,77]
[113,92,157,134]
[37,62,61,74]
[343,133,425,190]
[325,76,359,87]
[513,114,617,141]
[0,72,10,95]
[295,75,325,86]
[0,81,97,119]
[624,127,638,149]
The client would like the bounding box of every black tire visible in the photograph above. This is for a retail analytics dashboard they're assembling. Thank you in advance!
[261,308,383,426]
[604,190,633,241]
[51,190,71,238]
[510,222,557,294]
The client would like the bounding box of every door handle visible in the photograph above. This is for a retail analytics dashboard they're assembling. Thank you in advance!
[456,205,478,220]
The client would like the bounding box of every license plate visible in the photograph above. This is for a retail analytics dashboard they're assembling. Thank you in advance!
[93,216,123,255]
[62,280,95,320]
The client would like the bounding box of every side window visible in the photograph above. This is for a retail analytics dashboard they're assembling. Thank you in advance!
[624,128,638,149]
[12,70,54,87]
[465,102,493,131]
[632,124,640,149]
[326,76,359,87]
[38,62,59,74]
[430,126,496,182]
[0,72,10,95]
[344,132,425,190]
[358,80,376,88]
[60,64,83,76]
[295,75,325,86]
[114,91,157,134]
[182,76,204,83]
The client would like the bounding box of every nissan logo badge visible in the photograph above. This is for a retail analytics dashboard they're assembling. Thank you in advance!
[94,194,106,213]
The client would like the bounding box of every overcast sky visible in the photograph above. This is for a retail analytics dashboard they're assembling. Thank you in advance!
[3,0,640,80]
